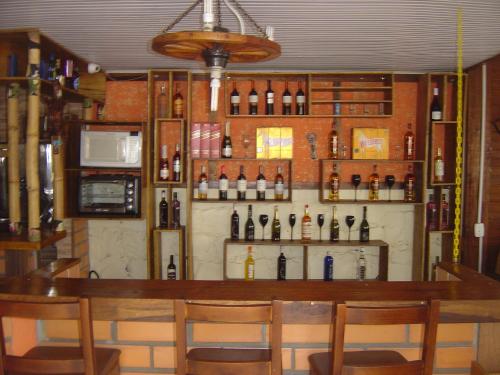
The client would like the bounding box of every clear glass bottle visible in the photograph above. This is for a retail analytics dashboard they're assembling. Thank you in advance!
[368,165,380,201]
[434,147,444,182]
[198,165,208,200]
[328,122,339,159]
[357,249,367,281]
[274,166,284,201]
[301,204,312,241]
[157,83,168,118]
[329,163,340,201]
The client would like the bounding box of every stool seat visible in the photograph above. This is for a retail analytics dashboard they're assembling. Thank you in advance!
[309,350,409,374]
[188,347,271,363]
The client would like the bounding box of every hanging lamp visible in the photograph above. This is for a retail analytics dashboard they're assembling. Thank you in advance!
[152,0,281,112]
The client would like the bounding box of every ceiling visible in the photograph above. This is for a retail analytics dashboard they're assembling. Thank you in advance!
[1,0,500,73]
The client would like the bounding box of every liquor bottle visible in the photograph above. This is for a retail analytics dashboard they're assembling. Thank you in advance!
[368,165,380,201]
[274,166,284,201]
[158,83,168,118]
[404,165,416,202]
[55,59,65,87]
[159,190,168,228]
[48,52,56,80]
[329,163,340,201]
[430,87,442,121]
[359,206,370,242]
[221,121,233,158]
[231,207,239,240]
[172,192,181,228]
[265,80,274,115]
[245,205,255,241]
[296,80,306,115]
[256,165,266,201]
[64,59,74,89]
[159,145,169,181]
[441,194,449,230]
[277,252,286,280]
[173,84,183,118]
[329,206,340,242]
[323,251,334,281]
[237,165,247,200]
[218,165,228,200]
[230,81,240,115]
[282,81,292,115]
[426,194,438,231]
[404,123,415,160]
[72,66,80,91]
[301,204,312,241]
[328,122,339,159]
[434,147,444,182]
[271,206,281,241]
[249,80,258,115]
[172,143,181,182]
[244,246,255,281]
[198,165,208,200]
[167,255,176,280]
[357,249,367,281]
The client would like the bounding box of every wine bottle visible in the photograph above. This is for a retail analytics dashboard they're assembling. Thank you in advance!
[64,59,74,89]
[173,84,184,118]
[357,249,367,281]
[172,143,181,182]
[426,194,438,231]
[441,194,449,230]
[301,204,312,241]
[256,165,266,201]
[172,192,181,228]
[271,206,281,241]
[282,81,292,115]
[230,81,240,115]
[404,165,416,202]
[265,80,274,115]
[198,165,208,200]
[359,206,370,242]
[274,166,284,201]
[434,147,444,182]
[221,121,233,158]
[430,87,442,121]
[277,252,286,280]
[167,255,176,280]
[244,246,255,281]
[296,80,306,115]
[404,123,415,160]
[329,163,340,201]
[245,205,255,241]
[328,122,339,159]
[368,165,380,201]
[323,251,334,281]
[55,59,65,87]
[231,206,239,240]
[159,145,170,181]
[249,80,258,115]
[219,165,228,200]
[237,165,247,201]
[159,190,168,228]
[158,83,168,118]
[329,206,339,242]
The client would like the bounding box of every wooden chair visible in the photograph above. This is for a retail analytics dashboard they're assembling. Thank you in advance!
[309,300,440,375]
[0,296,120,375]
[175,300,282,375]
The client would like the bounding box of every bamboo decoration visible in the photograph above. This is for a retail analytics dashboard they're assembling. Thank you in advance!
[26,31,41,241]
[7,83,21,234]
[51,135,65,231]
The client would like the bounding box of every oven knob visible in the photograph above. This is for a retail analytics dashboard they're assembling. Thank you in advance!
[127,183,134,188]
[127,198,133,203]
[127,189,134,195]
[126,205,134,211]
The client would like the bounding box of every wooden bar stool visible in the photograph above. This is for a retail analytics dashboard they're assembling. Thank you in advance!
[175,300,282,375]
[309,300,440,375]
[0,296,121,375]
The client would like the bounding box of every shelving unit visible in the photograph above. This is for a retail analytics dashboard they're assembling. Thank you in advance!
[223,238,388,281]
[153,226,186,280]
[152,118,185,185]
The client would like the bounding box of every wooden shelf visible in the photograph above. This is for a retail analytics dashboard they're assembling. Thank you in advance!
[0,231,67,251]
[193,158,292,162]
[154,226,185,232]
[320,159,425,163]
[311,100,392,104]
[319,199,422,205]
[224,239,388,247]
[311,86,393,91]
[193,198,292,203]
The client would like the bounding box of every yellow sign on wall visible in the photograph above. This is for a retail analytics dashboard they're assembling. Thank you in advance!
[256,127,293,159]
[352,128,389,159]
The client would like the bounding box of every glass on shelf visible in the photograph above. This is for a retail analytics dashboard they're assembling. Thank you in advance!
[317,214,325,241]
[259,214,269,240]
[345,215,355,241]
[289,214,296,240]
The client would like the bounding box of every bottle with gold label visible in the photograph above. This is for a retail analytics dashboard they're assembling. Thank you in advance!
[173,83,183,118]
[329,163,340,201]
[328,122,339,159]
[244,246,255,281]
[434,147,444,182]
[368,165,379,201]
[198,165,208,200]
[301,204,312,241]
[404,165,416,202]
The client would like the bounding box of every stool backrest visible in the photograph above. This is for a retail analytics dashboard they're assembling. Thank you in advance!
[333,300,440,375]
[0,296,97,375]
[175,300,282,375]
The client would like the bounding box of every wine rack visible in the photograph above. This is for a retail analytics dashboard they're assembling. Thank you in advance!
[153,118,185,185]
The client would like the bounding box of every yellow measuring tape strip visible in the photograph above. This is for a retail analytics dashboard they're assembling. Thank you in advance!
[453,9,463,263]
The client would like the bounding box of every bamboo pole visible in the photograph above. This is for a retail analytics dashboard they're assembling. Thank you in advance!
[51,135,65,231]
[26,31,41,241]
[7,83,21,234]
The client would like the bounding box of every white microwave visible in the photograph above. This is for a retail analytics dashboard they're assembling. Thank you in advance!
[80,130,142,168]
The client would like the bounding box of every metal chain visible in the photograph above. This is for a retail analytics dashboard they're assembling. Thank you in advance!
[161,0,204,33]
[453,8,464,263]
[228,0,267,37]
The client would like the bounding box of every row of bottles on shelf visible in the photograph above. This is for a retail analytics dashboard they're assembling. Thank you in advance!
[243,246,368,281]
[230,80,306,116]
[157,83,184,118]
[426,193,450,231]
[231,205,370,242]
[328,164,416,202]
[198,165,286,201]
[159,190,181,228]
[159,144,182,182]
